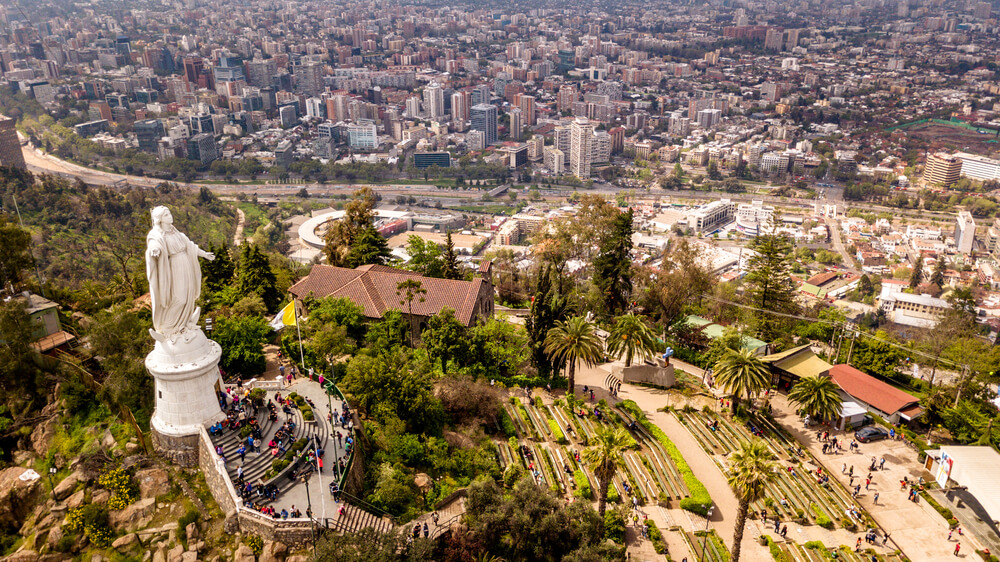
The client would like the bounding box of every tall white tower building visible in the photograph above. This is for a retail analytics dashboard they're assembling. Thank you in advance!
[570,118,594,179]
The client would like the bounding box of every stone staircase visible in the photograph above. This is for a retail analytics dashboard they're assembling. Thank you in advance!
[209,389,332,503]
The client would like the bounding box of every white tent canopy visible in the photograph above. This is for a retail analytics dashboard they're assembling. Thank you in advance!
[837,401,868,431]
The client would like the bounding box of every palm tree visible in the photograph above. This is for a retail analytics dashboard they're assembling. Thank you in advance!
[545,316,604,397]
[788,375,843,423]
[713,347,770,413]
[727,440,778,562]
[607,313,657,368]
[582,426,632,522]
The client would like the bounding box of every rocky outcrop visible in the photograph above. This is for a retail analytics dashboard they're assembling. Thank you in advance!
[235,543,256,562]
[136,467,170,499]
[29,416,59,457]
[109,497,156,532]
[0,467,42,533]
[51,470,83,501]
[260,540,288,562]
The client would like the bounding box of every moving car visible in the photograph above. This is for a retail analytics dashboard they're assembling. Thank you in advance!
[854,426,889,443]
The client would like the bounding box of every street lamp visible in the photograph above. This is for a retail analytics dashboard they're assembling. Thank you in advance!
[48,467,57,500]
[298,468,317,559]
[700,506,715,562]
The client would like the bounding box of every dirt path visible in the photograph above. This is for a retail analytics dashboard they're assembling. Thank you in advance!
[234,208,246,246]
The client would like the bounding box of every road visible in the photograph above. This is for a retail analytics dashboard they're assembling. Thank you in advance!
[825,216,857,270]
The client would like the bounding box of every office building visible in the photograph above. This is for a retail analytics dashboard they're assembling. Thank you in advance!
[135,119,165,153]
[518,94,536,126]
[346,123,377,148]
[414,152,452,168]
[471,104,498,146]
[509,108,523,140]
[451,91,469,126]
[305,97,327,120]
[924,153,962,187]
[279,105,298,128]
[544,147,565,174]
[186,133,217,164]
[955,210,976,254]
[570,118,594,179]
[687,199,735,234]
[0,116,26,169]
[274,141,294,167]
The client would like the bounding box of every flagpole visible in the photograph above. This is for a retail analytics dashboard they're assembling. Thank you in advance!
[294,301,305,370]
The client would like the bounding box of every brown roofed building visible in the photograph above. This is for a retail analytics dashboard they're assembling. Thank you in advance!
[289,263,494,331]
[823,364,922,424]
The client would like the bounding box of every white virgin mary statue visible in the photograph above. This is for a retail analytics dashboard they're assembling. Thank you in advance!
[145,206,215,340]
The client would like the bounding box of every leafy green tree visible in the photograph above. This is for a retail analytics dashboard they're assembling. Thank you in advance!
[213,315,272,377]
[88,304,155,426]
[707,161,722,181]
[850,334,901,381]
[443,230,461,280]
[582,426,631,521]
[404,235,444,278]
[545,316,604,397]
[313,528,434,562]
[308,296,367,343]
[713,347,770,413]
[909,256,923,289]
[235,243,281,312]
[0,299,46,411]
[422,307,466,372]
[727,440,778,562]
[341,346,444,434]
[593,208,634,315]
[465,316,531,378]
[607,313,656,368]
[744,233,798,340]
[635,239,713,328]
[0,213,33,293]
[526,266,559,376]
[324,187,377,266]
[364,310,409,355]
[788,375,843,423]
[396,279,426,347]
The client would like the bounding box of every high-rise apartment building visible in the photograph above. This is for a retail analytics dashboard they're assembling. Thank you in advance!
[518,94,536,126]
[955,211,976,254]
[135,119,165,153]
[294,61,323,96]
[423,82,444,119]
[509,108,523,141]
[557,85,578,112]
[570,118,594,179]
[451,91,469,126]
[470,104,497,146]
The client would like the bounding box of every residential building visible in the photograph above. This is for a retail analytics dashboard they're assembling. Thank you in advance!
[346,123,378,148]
[688,199,735,234]
[955,210,976,254]
[423,82,444,119]
[544,147,565,174]
[570,117,594,179]
[470,104,498,146]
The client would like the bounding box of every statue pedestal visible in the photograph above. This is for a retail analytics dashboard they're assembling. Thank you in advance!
[146,328,226,466]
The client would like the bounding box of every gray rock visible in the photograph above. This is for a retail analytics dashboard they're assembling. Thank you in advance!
[112,533,139,549]
[167,544,185,562]
[136,467,170,499]
[102,428,117,449]
[126,442,141,454]
[180,552,198,562]
[66,489,86,510]
[45,525,64,551]
[236,543,256,562]
[185,522,199,541]
[6,550,40,562]
[109,497,156,532]
[30,417,59,457]
[51,471,82,501]
[0,467,42,532]
[260,540,288,562]
[152,546,167,562]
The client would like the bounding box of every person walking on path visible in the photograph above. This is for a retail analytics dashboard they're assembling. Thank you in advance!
[873,492,879,504]
[955,543,961,556]
[949,529,954,541]
[883,533,890,546]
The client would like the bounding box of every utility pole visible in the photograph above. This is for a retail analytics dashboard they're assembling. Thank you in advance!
[845,330,857,365]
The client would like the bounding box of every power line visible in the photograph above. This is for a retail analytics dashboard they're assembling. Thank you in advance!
[698,293,969,371]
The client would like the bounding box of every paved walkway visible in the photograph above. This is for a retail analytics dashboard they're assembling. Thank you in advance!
[767,392,972,562]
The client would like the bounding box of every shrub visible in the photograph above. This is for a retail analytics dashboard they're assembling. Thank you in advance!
[840,516,856,531]
[67,504,113,548]
[645,520,667,554]
[302,407,315,421]
[805,541,825,550]
[244,535,264,555]
[498,409,516,437]
[98,467,137,511]
[763,535,790,561]
[271,458,290,473]
[239,425,252,439]
[177,508,199,542]
[249,388,266,402]
[603,510,626,544]
[573,470,592,499]
[815,515,833,529]
[619,400,713,515]
[548,419,567,444]
[534,396,544,409]
[607,484,620,504]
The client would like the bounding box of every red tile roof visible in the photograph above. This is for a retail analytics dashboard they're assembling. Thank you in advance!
[806,272,838,286]
[289,264,491,326]
[824,364,920,415]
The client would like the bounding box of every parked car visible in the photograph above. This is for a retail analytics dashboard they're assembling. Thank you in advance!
[854,426,889,443]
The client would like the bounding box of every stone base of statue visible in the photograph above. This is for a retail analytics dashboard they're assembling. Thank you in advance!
[146,327,226,467]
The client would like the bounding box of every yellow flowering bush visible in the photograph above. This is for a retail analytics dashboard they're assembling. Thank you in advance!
[65,507,84,532]
[98,467,137,511]
[245,535,264,555]
[86,524,113,547]
[66,504,114,547]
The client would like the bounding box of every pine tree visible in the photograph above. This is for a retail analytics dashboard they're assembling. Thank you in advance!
[202,243,235,293]
[526,266,556,377]
[235,244,281,312]
[744,232,798,340]
[929,257,945,287]
[909,256,924,289]
[442,230,460,280]
[593,208,634,316]
[345,225,391,268]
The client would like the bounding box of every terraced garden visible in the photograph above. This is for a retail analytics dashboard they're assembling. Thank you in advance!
[768,538,910,562]
[495,394,699,513]
[676,408,870,532]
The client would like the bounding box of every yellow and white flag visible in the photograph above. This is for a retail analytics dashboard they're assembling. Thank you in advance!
[269,302,296,330]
